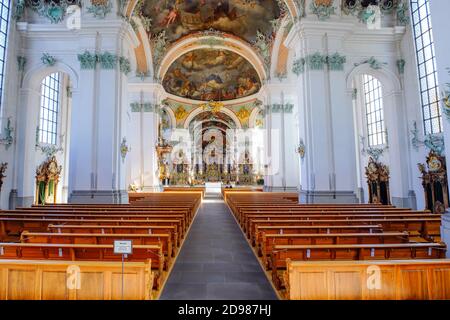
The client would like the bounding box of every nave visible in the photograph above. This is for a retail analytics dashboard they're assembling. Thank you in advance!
[160,194,277,300]
[1,189,450,300]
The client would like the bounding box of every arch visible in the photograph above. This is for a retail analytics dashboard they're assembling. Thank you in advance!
[183,108,242,130]
[157,34,268,83]
[346,64,402,95]
[22,61,79,93]
[161,105,176,130]
[248,107,263,129]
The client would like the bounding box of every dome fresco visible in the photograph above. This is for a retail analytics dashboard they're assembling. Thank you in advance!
[163,49,261,101]
[139,0,282,44]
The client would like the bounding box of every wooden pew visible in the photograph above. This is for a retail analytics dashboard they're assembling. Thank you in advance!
[258,231,410,268]
[284,259,450,300]
[48,224,180,247]
[242,213,437,234]
[0,218,183,241]
[253,225,384,247]
[0,259,154,300]
[248,217,441,244]
[269,242,447,289]
[0,212,188,233]
[21,231,174,258]
[0,242,165,290]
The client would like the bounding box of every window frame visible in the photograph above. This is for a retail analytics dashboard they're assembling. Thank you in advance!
[38,72,62,146]
[0,0,11,118]
[410,0,442,135]
[362,74,386,148]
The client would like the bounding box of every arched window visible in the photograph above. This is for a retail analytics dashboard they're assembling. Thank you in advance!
[0,0,11,114]
[38,72,61,145]
[410,0,442,134]
[363,74,386,147]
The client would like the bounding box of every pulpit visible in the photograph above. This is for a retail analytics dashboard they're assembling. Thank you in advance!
[418,150,449,213]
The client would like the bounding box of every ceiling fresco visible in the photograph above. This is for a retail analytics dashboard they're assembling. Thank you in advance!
[139,0,282,44]
[163,49,261,101]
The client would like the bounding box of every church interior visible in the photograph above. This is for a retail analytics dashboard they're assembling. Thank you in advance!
[0,0,450,301]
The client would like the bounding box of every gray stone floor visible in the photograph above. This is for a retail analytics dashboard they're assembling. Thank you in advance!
[159,196,278,300]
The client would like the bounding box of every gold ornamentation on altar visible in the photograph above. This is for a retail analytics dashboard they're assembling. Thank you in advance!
[365,157,390,205]
[418,150,449,213]
[175,106,188,121]
[35,156,62,205]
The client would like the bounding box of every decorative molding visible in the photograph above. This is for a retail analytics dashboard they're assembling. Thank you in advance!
[296,139,305,160]
[77,51,97,69]
[275,71,287,82]
[136,71,150,81]
[306,52,327,70]
[327,53,346,71]
[310,0,335,21]
[352,88,358,100]
[410,121,421,151]
[152,30,168,71]
[17,56,26,86]
[12,0,25,20]
[66,86,72,98]
[252,30,272,75]
[366,147,386,161]
[36,144,64,158]
[266,103,294,114]
[396,59,406,74]
[119,56,131,75]
[411,121,446,155]
[442,68,450,121]
[120,137,130,162]
[97,52,117,69]
[293,0,306,18]
[423,134,445,156]
[0,118,14,149]
[17,56,26,72]
[354,56,387,70]
[236,107,251,122]
[133,0,152,32]
[41,53,56,67]
[130,102,158,113]
[360,134,388,161]
[292,57,305,76]
[396,1,410,26]
[24,0,81,23]
[87,0,112,19]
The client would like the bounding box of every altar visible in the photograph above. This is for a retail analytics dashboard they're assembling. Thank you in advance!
[205,182,222,194]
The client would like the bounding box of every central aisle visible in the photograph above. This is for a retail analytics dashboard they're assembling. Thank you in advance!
[160,195,278,300]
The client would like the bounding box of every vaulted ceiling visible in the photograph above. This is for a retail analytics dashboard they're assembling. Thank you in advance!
[139,0,281,44]
[128,0,299,102]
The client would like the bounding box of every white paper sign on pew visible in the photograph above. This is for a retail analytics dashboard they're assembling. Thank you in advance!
[114,240,133,255]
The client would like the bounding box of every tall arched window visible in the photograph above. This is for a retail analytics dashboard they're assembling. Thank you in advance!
[410,0,442,135]
[0,0,11,114]
[38,72,61,145]
[363,74,386,147]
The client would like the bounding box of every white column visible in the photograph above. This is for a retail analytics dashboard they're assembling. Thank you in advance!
[69,29,129,203]
[298,26,357,203]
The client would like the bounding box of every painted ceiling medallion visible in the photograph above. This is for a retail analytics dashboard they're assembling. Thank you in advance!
[137,0,281,44]
[163,49,261,101]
